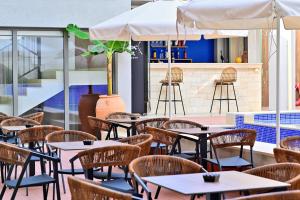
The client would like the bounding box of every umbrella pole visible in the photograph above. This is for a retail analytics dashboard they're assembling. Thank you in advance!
[276,17,281,147]
[168,39,172,118]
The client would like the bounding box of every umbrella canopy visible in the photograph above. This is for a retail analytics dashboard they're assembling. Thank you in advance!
[89,0,247,41]
[177,0,300,30]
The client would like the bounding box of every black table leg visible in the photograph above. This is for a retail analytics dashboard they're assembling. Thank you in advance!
[29,142,35,176]
[85,168,94,180]
[206,192,221,200]
[131,123,137,136]
[170,136,181,155]
[199,134,208,170]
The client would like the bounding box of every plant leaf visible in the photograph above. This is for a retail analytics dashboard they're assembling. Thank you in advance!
[66,24,89,40]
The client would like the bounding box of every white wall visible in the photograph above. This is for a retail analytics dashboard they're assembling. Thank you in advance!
[0,0,131,28]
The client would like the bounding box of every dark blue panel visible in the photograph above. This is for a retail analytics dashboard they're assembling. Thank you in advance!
[185,38,215,63]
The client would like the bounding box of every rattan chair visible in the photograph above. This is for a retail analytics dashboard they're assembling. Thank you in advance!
[136,117,169,154]
[230,190,300,200]
[0,142,60,200]
[274,147,300,164]
[21,112,44,124]
[210,67,239,113]
[206,129,256,171]
[119,134,153,157]
[244,163,300,191]
[281,136,300,151]
[162,119,205,158]
[68,176,137,200]
[155,67,186,115]
[145,126,197,161]
[106,112,141,138]
[0,116,14,142]
[71,145,141,193]
[129,155,205,199]
[87,116,114,140]
[46,130,97,193]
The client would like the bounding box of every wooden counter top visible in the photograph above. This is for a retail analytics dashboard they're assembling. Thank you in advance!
[150,63,262,69]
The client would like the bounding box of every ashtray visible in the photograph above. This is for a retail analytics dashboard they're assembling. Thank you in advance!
[83,140,94,145]
[201,126,209,131]
[25,124,34,128]
[202,173,220,182]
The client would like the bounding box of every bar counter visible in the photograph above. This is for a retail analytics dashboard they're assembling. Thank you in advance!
[149,63,262,114]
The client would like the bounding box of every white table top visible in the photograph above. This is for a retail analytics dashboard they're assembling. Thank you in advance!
[169,127,228,135]
[143,171,290,195]
[1,126,27,131]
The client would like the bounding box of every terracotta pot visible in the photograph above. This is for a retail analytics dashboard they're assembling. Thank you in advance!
[96,95,126,119]
[78,94,100,133]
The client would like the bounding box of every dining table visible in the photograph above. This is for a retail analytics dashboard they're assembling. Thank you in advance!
[143,171,290,200]
[169,127,229,169]
[107,116,142,136]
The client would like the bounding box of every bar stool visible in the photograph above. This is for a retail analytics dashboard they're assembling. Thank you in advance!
[210,67,239,113]
[155,67,185,115]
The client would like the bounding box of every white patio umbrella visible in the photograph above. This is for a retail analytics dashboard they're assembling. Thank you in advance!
[177,0,300,146]
[90,0,247,117]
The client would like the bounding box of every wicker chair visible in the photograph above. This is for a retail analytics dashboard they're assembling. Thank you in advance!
[87,116,114,140]
[0,116,14,142]
[145,126,197,161]
[244,163,300,191]
[68,176,135,200]
[136,117,169,154]
[230,190,300,200]
[72,145,141,193]
[0,142,60,200]
[119,134,153,157]
[46,130,97,194]
[206,129,256,171]
[106,112,141,138]
[129,155,205,199]
[21,112,44,124]
[274,147,300,164]
[281,136,300,151]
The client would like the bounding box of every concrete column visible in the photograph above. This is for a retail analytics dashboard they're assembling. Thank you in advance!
[248,30,262,63]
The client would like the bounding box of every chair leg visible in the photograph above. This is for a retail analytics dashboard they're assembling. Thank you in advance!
[154,186,161,199]
[126,128,131,137]
[0,185,7,199]
[210,84,217,113]
[227,84,229,112]
[59,161,66,194]
[25,168,29,196]
[164,85,168,116]
[219,84,223,114]
[114,127,119,139]
[232,84,239,112]
[43,184,48,200]
[190,194,196,200]
[178,84,185,115]
[155,84,163,114]
[173,84,176,114]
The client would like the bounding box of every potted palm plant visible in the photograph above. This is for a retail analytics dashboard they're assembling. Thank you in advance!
[66,24,131,123]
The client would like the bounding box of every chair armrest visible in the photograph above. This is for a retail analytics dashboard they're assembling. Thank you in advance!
[31,150,60,162]
[133,173,152,199]
[69,154,79,175]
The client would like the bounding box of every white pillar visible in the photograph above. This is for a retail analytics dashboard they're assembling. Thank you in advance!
[248,30,262,63]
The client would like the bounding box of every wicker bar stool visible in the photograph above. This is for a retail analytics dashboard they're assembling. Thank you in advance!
[210,67,239,113]
[21,112,44,124]
[230,190,300,200]
[155,67,185,115]
[129,155,205,199]
[281,136,300,151]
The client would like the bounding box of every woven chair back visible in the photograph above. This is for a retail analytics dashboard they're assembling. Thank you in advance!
[209,129,256,149]
[18,125,63,144]
[220,67,237,82]
[129,155,203,178]
[87,116,110,132]
[22,112,44,124]
[165,67,183,83]
[119,134,153,157]
[231,190,300,200]
[68,176,132,200]
[0,116,14,124]
[106,112,139,120]
[46,130,97,143]
[0,142,31,166]
[136,117,169,134]
[244,163,300,190]
[145,126,177,146]
[274,148,300,164]
[0,117,40,126]
[77,145,141,170]
[162,119,202,129]
[281,136,300,151]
